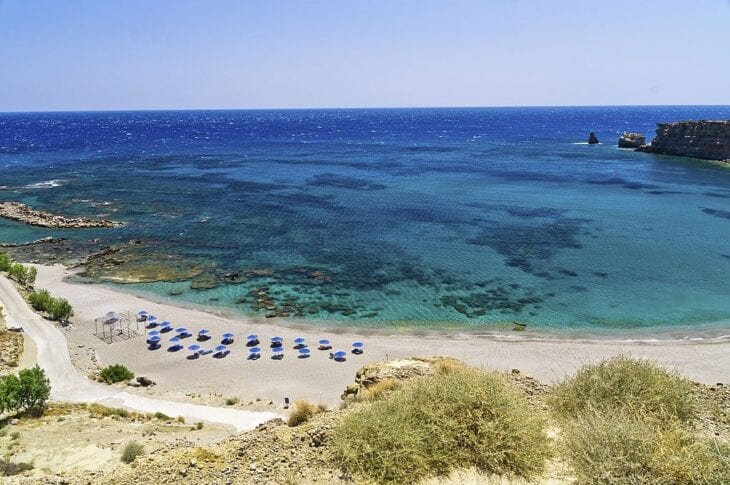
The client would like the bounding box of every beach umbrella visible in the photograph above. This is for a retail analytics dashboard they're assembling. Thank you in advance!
[148,330,160,336]
[223,332,234,339]
[352,341,364,348]
[170,336,180,343]
[248,347,261,354]
[247,334,258,341]
[318,339,330,346]
[188,344,201,352]
[294,337,306,344]
[272,347,284,354]
[148,335,161,343]
[333,350,347,361]
[198,329,210,335]
[298,348,311,358]
[160,321,171,327]
[271,336,283,342]
[147,315,157,321]
[138,311,148,316]
[175,327,187,334]
[215,344,227,352]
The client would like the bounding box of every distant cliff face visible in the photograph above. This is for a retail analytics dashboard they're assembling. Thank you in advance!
[637,120,730,162]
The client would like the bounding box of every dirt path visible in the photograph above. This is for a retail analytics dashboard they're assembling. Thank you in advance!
[0,276,278,432]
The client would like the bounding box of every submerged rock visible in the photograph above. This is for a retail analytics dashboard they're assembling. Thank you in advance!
[0,201,121,228]
[588,132,600,144]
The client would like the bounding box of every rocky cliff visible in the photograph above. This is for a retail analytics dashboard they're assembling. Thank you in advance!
[637,120,730,163]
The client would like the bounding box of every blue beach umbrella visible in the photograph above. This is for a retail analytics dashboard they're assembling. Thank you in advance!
[248,347,262,354]
[148,335,161,343]
[352,341,364,354]
[147,315,157,321]
[333,350,347,361]
[318,339,330,346]
[175,327,187,334]
[294,337,306,344]
[188,344,201,352]
[272,347,284,354]
[247,334,258,341]
[223,332,234,339]
[215,344,227,352]
[148,330,160,336]
[298,348,311,358]
[138,311,148,315]
[270,336,284,348]
[170,336,180,343]
[160,321,171,327]
[271,336,283,342]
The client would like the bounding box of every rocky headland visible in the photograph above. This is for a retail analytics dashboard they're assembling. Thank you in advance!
[0,202,120,229]
[637,120,730,163]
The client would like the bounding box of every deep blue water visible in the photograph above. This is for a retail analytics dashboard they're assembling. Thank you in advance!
[1,107,729,334]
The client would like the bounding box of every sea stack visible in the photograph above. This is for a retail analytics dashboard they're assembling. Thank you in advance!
[618,132,646,149]
[637,120,730,163]
[588,132,599,144]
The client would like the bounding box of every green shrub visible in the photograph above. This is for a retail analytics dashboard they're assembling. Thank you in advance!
[17,366,50,414]
[549,356,695,425]
[7,263,36,287]
[88,403,130,418]
[332,369,550,484]
[99,364,134,384]
[225,397,239,405]
[0,252,11,272]
[287,400,317,427]
[27,289,73,321]
[561,411,730,485]
[0,366,50,415]
[121,441,144,464]
[154,411,171,421]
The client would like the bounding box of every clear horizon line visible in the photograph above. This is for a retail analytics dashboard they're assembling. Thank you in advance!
[2,103,730,115]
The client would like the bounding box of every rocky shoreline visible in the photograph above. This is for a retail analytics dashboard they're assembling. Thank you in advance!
[0,201,120,228]
[637,120,730,163]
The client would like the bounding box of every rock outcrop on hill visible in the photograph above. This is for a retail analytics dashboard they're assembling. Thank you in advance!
[0,202,120,228]
[637,120,730,163]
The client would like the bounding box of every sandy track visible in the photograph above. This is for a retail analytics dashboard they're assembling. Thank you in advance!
[0,275,278,432]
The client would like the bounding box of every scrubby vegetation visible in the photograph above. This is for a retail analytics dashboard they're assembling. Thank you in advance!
[0,458,34,476]
[549,356,729,484]
[121,441,144,463]
[6,262,36,288]
[332,368,550,484]
[0,365,51,416]
[28,289,74,321]
[549,355,696,424]
[99,364,135,384]
[287,400,327,427]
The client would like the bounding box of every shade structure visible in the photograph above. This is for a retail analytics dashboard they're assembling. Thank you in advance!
[148,335,161,343]
[298,348,311,358]
[148,330,160,336]
[169,336,180,343]
[318,339,330,346]
[333,350,347,361]
[215,345,227,352]
[352,341,364,348]
[147,315,157,321]
[175,327,187,334]
[248,347,261,354]
[198,329,210,335]
[272,347,284,353]
[246,334,258,341]
[138,311,148,315]
[294,337,306,344]
[271,336,283,342]
[222,333,234,339]
[188,344,201,352]
[160,321,171,327]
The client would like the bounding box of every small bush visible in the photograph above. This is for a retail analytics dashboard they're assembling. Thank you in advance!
[287,400,318,427]
[0,366,50,415]
[27,289,73,321]
[0,458,33,476]
[195,421,204,430]
[0,252,11,272]
[332,369,550,484]
[121,441,144,464]
[88,403,129,418]
[363,378,401,401]
[99,364,134,384]
[561,411,730,484]
[225,397,239,405]
[154,411,171,421]
[549,356,696,425]
[7,263,36,287]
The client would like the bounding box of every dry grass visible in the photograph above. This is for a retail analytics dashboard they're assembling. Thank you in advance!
[287,400,326,427]
[363,378,401,401]
[561,411,730,484]
[549,355,696,425]
[332,368,551,484]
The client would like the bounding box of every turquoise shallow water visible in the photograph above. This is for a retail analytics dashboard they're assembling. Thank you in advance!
[1,107,729,334]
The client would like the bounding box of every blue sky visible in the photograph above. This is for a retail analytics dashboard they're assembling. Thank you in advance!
[1,0,729,111]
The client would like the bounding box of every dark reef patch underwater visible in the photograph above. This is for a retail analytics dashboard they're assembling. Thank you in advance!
[1,106,730,333]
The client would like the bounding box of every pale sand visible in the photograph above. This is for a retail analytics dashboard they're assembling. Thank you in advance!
[32,264,730,407]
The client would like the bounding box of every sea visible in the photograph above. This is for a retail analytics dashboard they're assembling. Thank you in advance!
[1,106,729,337]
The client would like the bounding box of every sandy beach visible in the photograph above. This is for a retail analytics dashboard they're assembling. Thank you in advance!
[14,263,725,410]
